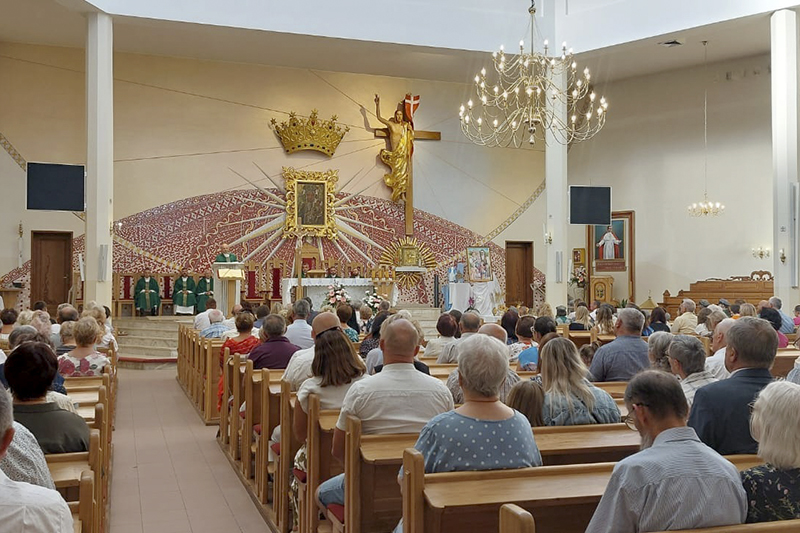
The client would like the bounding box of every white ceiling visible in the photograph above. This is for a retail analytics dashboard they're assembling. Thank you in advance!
[0,0,776,86]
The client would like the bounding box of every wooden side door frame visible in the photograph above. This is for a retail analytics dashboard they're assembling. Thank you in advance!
[31,231,73,315]
[505,240,534,308]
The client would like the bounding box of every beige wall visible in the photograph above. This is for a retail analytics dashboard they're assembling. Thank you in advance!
[568,53,775,303]
[0,41,546,281]
[0,41,779,306]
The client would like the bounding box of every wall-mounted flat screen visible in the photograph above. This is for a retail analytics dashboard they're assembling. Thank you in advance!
[27,162,85,212]
[569,186,611,225]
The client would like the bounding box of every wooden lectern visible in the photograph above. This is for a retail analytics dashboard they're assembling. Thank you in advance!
[590,275,615,305]
[213,262,245,316]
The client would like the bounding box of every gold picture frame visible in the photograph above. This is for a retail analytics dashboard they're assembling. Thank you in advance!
[283,167,338,239]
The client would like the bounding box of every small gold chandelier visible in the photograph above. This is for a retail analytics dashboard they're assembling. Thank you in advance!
[459,0,607,147]
[688,41,725,217]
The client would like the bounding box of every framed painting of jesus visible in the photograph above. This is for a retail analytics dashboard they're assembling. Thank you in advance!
[586,210,635,303]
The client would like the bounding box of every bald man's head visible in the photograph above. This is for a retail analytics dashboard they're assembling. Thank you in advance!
[311,311,340,338]
[381,318,420,363]
[712,317,736,352]
[478,323,508,344]
[460,312,482,333]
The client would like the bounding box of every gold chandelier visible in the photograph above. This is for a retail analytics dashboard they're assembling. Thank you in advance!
[688,41,725,217]
[459,1,607,147]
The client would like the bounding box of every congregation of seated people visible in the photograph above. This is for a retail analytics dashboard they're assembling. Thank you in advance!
[187,291,800,531]
[0,299,117,531]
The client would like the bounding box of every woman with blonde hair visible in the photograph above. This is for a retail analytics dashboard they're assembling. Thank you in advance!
[81,307,118,351]
[269,301,283,315]
[539,337,620,425]
[290,327,366,529]
[592,304,615,336]
[506,380,545,426]
[740,381,800,523]
[58,317,111,377]
[647,331,673,372]
[739,303,757,317]
[536,303,554,319]
[570,306,592,331]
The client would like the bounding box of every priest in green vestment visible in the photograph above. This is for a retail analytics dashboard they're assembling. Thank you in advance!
[215,243,237,263]
[134,269,161,316]
[195,269,214,313]
[172,268,197,315]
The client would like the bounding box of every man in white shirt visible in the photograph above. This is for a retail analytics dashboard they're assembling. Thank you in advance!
[221,304,243,331]
[282,311,340,391]
[667,335,718,408]
[193,298,217,330]
[586,371,746,533]
[316,317,454,508]
[437,311,481,363]
[285,299,314,349]
[0,387,73,532]
[671,299,698,334]
[705,318,734,379]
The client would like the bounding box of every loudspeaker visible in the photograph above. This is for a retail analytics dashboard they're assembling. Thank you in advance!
[98,244,108,282]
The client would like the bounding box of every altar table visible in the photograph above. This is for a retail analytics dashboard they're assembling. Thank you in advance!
[282,278,396,308]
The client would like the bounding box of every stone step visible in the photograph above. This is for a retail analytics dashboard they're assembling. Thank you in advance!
[117,336,176,349]
[116,328,178,343]
[117,354,177,370]
[117,344,176,357]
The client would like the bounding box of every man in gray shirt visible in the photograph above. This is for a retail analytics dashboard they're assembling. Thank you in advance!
[586,371,746,533]
[589,308,649,382]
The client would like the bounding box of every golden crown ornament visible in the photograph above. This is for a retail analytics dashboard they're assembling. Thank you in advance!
[270,110,350,157]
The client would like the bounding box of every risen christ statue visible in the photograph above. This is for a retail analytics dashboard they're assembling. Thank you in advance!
[597,226,621,260]
[374,94,413,203]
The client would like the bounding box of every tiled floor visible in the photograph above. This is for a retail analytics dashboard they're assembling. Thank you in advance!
[109,368,269,533]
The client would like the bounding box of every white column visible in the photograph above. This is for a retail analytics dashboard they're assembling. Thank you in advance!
[771,10,799,301]
[84,12,114,305]
[545,70,569,309]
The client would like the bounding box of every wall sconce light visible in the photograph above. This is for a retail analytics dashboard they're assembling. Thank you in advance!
[543,224,553,245]
[752,247,770,259]
[780,249,786,264]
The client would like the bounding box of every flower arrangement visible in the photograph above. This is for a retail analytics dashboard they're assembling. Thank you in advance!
[362,288,387,313]
[327,282,351,305]
[570,265,587,288]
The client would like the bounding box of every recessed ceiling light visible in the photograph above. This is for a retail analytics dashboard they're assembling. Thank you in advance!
[658,39,685,48]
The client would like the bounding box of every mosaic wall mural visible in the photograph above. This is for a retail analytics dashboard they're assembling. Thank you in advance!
[1,189,545,309]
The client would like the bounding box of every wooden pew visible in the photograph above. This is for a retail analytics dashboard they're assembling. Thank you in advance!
[276,380,301,533]
[652,520,800,532]
[593,381,628,399]
[68,470,96,533]
[47,430,102,532]
[499,504,536,533]
[402,452,763,533]
[323,418,643,533]
[302,397,341,533]
[773,349,798,378]
[567,331,593,348]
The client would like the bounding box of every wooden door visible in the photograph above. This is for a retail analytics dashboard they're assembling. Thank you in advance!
[31,231,72,316]
[505,241,533,308]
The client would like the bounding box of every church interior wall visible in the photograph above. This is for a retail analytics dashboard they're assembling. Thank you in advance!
[567,53,774,303]
[0,41,546,293]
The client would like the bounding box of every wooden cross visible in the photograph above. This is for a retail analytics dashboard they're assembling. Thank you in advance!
[375,117,441,237]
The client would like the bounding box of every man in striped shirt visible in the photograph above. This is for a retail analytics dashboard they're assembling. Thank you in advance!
[585,371,746,533]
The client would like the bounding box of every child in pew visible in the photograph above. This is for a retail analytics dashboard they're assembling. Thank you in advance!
[289,327,366,529]
[505,380,545,426]
[393,335,543,533]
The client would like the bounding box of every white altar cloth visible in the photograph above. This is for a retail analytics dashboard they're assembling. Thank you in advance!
[448,279,502,318]
[282,278,396,308]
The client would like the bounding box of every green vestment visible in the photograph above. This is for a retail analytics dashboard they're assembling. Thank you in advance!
[172,276,197,307]
[195,277,214,312]
[214,253,237,263]
[134,277,161,310]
